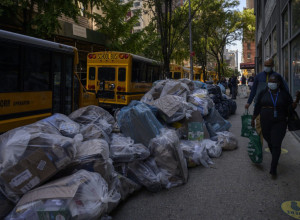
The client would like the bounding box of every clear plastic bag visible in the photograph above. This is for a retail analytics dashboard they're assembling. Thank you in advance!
[148,129,188,189]
[80,124,110,143]
[110,133,150,163]
[117,101,163,147]
[204,108,231,137]
[0,126,77,203]
[200,139,222,158]
[69,105,115,136]
[188,90,214,116]
[179,140,213,168]
[215,131,238,150]
[5,170,121,220]
[160,80,190,99]
[41,113,80,138]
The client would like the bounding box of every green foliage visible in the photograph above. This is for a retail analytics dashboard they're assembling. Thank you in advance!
[240,8,256,41]
[91,0,144,53]
[0,0,80,38]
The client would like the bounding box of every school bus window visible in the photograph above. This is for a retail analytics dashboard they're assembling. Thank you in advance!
[0,43,20,92]
[132,60,140,82]
[138,62,147,82]
[118,68,126,81]
[89,67,95,80]
[174,72,181,79]
[146,66,153,82]
[24,48,50,91]
[153,67,159,82]
[195,74,201,80]
[52,54,62,113]
[98,67,115,81]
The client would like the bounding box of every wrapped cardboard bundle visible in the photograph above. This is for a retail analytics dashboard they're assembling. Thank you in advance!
[140,80,167,105]
[179,140,213,168]
[117,101,163,147]
[188,89,214,116]
[0,127,77,203]
[110,133,150,163]
[148,129,188,189]
[41,113,80,138]
[178,78,195,91]
[5,170,121,220]
[160,80,190,99]
[80,124,110,143]
[69,105,115,136]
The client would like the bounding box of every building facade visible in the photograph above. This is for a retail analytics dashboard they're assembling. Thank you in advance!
[255,0,300,138]
[224,48,238,70]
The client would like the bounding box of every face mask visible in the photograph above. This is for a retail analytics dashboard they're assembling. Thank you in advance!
[268,82,278,90]
[264,66,272,73]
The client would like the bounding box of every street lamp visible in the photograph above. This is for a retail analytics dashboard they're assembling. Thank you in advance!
[188,0,193,80]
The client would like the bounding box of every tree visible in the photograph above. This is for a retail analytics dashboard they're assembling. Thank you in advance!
[91,0,145,53]
[145,0,204,77]
[240,8,255,42]
[0,0,80,38]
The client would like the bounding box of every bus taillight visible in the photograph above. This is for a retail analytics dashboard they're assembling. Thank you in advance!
[88,54,96,59]
[119,54,124,59]
[117,86,121,91]
[124,54,129,59]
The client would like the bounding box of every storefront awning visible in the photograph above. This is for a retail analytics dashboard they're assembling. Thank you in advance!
[240,63,255,69]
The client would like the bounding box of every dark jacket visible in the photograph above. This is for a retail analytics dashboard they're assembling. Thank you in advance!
[247,71,289,105]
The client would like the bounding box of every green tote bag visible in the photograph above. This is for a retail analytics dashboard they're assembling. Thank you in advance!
[247,128,263,164]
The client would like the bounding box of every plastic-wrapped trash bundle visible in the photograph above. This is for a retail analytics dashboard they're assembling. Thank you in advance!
[5,170,121,220]
[188,91,214,116]
[148,129,188,189]
[117,101,163,147]
[200,139,222,158]
[179,140,213,168]
[69,105,115,136]
[80,124,110,143]
[110,133,150,163]
[127,158,164,192]
[238,85,248,98]
[0,127,77,203]
[160,80,190,99]
[215,131,238,150]
[140,80,167,105]
[0,191,14,219]
[154,95,195,123]
[193,81,206,89]
[41,113,80,137]
[204,108,231,137]
[178,78,195,91]
[206,84,222,96]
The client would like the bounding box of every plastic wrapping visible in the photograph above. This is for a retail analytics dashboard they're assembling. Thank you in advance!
[148,129,188,189]
[204,108,231,137]
[69,105,115,136]
[140,81,167,105]
[188,90,214,116]
[179,140,214,168]
[0,126,77,203]
[218,83,226,94]
[41,113,80,137]
[193,81,206,89]
[117,101,163,146]
[178,78,195,91]
[0,191,14,219]
[127,158,164,192]
[200,139,222,158]
[80,124,110,143]
[6,170,121,220]
[238,85,248,98]
[110,133,150,163]
[160,80,190,99]
[215,131,238,150]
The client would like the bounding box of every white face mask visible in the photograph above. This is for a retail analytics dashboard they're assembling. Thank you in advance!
[268,82,278,90]
[264,66,272,73]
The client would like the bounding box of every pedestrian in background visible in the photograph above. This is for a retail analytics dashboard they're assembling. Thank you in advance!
[241,75,246,85]
[247,73,255,90]
[251,74,300,177]
[228,77,232,95]
[230,75,238,99]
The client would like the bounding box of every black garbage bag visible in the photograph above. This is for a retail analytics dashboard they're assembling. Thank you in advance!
[215,102,230,119]
[229,99,237,115]
[206,84,222,96]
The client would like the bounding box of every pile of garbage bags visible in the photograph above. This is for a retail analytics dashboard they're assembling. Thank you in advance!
[0,79,239,219]
[206,84,237,119]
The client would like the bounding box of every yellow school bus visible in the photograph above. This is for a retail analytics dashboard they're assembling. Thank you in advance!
[169,64,184,79]
[86,51,162,108]
[0,30,97,133]
[207,71,219,84]
[193,66,204,82]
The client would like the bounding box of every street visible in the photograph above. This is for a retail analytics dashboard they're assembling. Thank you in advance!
[111,94,300,220]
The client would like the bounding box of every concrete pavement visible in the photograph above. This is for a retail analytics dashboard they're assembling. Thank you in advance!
[111,94,300,220]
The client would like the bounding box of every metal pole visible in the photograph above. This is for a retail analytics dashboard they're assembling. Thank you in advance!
[188,0,193,80]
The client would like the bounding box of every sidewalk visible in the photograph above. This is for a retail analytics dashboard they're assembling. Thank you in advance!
[111,95,300,220]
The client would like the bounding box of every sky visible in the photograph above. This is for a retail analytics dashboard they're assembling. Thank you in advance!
[227,0,247,72]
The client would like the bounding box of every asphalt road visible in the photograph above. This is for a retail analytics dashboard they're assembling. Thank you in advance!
[111,93,300,220]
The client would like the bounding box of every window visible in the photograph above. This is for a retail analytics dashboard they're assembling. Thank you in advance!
[52,54,62,113]
[134,2,140,7]
[292,0,300,36]
[283,10,289,43]
[283,46,289,83]
[98,67,115,81]
[89,67,95,80]
[118,68,126,81]
[247,43,251,50]
[0,42,20,92]
[174,72,181,79]
[272,28,277,55]
[195,74,201,80]
[138,62,147,82]
[64,56,73,115]
[24,48,50,91]
[291,34,300,98]
[247,53,251,59]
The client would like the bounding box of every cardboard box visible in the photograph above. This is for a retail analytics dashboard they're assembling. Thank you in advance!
[0,149,58,195]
